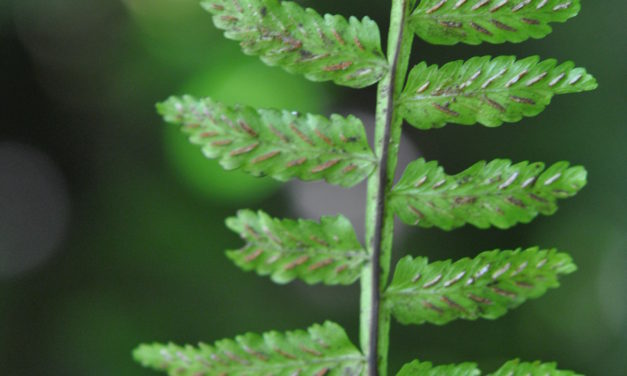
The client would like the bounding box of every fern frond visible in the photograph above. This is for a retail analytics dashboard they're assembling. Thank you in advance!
[396,360,480,376]
[226,210,368,285]
[200,0,388,88]
[410,0,580,45]
[488,359,581,375]
[399,56,597,129]
[133,321,365,376]
[390,159,586,230]
[159,96,377,188]
[385,247,576,326]
[396,359,580,376]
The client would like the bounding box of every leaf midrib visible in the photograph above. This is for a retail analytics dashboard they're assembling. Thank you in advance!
[399,85,554,104]
[245,241,370,261]
[391,182,559,201]
[385,267,550,297]
[411,3,573,21]
[190,114,378,165]
[186,353,365,374]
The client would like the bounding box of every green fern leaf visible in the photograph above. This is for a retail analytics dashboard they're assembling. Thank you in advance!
[385,247,576,326]
[396,359,580,376]
[410,0,581,45]
[399,56,597,129]
[396,360,480,376]
[133,321,365,376]
[158,96,377,187]
[226,210,368,285]
[200,0,388,88]
[488,359,581,375]
[390,158,586,230]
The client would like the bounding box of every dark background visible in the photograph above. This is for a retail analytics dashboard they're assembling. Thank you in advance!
[1,0,625,375]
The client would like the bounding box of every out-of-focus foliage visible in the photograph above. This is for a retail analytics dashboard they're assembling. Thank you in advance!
[1,0,625,375]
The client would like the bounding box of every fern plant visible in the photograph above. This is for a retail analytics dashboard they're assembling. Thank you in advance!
[133,0,597,375]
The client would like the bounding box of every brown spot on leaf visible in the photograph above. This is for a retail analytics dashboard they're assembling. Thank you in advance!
[268,124,289,143]
[441,296,466,312]
[409,206,425,219]
[315,368,329,376]
[290,124,314,145]
[274,348,297,359]
[284,255,309,270]
[506,196,526,208]
[432,103,460,117]
[308,258,334,271]
[522,17,540,24]
[440,20,463,28]
[510,95,536,105]
[342,164,357,173]
[287,157,307,167]
[454,196,477,205]
[200,131,219,138]
[251,150,281,163]
[244,249,263,262]
[335,264,348,274]
[423,301,443,314]
[309,235,329,247]
[353,36,365,51]
[530,193,549,203]
[243,346,268,361]
[311,159,340,173]
[470,22,493,36]
[230,142,259,156]
[491,286,517,298]
[299,345,322,357]
[322,61,353,71]
[331,29,345,45]
[314,129,334,146]
[468,293,493,305]
[211,139,233,146]
[220,15,239,22]
[238,120,257,137]
[484,98,506,112]
[491,19,517,32]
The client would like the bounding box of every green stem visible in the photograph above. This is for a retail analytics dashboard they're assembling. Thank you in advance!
[360,1,415,375]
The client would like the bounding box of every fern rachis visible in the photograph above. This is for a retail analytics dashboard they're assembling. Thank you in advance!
[134,0,596,375]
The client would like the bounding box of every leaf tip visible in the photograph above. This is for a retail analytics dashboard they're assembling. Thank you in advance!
[132,343,161,367]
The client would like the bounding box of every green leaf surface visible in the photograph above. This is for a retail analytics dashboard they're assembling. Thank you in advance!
[159,96,377,187]
[385,247,576,326]
[200,0,388,88]
[396,359,480,376]
[410,0,581,45]
[390,158,586,230]
[396,359,580,376]
[226,210,368,285]
[488,359,581,375]
[134,321,365,376]
[399,56,597,129]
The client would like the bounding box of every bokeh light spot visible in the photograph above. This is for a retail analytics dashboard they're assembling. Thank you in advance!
[0,142,70,278]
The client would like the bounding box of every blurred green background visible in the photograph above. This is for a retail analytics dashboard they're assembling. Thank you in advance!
[1,0,625,375]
